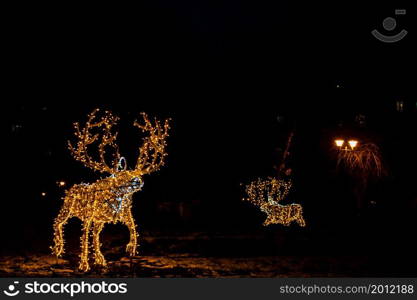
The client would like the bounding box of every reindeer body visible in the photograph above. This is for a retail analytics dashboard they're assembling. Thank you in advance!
[52,173,142,271]
[66,173,142,223]
[51,109,170,272]
[261,203,305,227]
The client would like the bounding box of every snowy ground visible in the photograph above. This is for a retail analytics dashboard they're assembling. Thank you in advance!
[0,230,375,277]
[0,253,370,278]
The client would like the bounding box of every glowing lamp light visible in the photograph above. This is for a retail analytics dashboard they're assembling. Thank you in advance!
[58,181,66,187]
[348,140,358,150]
[335,139,344,147]
[41,192,47,197]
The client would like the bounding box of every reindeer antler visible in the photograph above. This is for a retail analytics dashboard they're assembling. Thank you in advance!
[68,108,121,174]
[244,177,292,206]
[133,112,170,175]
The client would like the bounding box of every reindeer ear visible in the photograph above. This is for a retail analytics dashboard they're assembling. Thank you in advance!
[117,157,127,172]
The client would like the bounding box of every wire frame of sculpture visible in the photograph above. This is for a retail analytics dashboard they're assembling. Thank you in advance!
[244,177,306,227]
[51,109,170,272]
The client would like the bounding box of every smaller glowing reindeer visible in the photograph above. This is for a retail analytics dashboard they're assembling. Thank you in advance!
[244,177,305,227]
[51,109,170,271]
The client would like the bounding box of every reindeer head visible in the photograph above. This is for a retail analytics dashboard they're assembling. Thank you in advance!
[68,109,170,189]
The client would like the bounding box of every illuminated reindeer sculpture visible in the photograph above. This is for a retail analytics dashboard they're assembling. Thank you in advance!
[51,109,170,271]
[244,177,306,227]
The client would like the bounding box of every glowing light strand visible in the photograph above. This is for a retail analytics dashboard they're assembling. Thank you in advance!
[51,109,170,272]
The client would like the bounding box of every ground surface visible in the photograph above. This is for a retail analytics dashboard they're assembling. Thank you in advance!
[0,229,385,278]
[0,253,370,278]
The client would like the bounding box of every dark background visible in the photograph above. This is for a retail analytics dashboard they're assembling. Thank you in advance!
[2,1,416,276]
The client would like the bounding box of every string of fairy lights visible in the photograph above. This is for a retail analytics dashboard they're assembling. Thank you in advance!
[51,109,170,272]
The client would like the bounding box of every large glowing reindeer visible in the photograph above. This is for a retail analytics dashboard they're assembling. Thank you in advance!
[51,109,170,271]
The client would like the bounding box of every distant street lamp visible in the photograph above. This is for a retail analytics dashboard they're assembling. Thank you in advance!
[348,140,358,150]
[335,139,344,148]
[334,139,359,151]
[333,138,385,212]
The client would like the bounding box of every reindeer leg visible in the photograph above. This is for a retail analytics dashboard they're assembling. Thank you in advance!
[124,210,138,256]
[51,206,72,257]
[92,221,106,267]
[79,218,93,272]
[297,211,306,227]
[298,216,306,227]
[294,205,306,227]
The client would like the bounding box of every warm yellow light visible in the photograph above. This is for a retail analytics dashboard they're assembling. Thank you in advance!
[41,192,46,197]
[348,140,358,150]
[335,139,344,147]
[58,181,66,187]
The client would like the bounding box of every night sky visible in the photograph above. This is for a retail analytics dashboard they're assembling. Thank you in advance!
[2,1,415,268]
